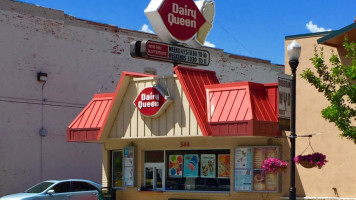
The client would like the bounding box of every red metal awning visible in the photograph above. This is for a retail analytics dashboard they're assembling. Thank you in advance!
[206,82,280,136]
[174,66,280,137]
[67,71,155,142]
[67,93,114,142]
[174,66,219,136]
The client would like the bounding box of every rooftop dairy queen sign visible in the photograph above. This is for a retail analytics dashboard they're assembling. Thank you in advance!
[145,0,215,45]
[157,0,206,41]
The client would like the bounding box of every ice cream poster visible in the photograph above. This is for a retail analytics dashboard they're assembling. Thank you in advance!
[218,154,230,178]
[124,167,134,186]
[169,155,183,178]
[124,147,134,167]
[184,154,199,177]
[201,154,216,178]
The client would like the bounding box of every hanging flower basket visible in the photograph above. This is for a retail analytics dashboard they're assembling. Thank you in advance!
[294,152,328,169]
[261,158,288,172]
[299,160,317,168]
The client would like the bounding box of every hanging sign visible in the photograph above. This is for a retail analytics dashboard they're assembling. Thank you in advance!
[133,86,173,118]
[130,40,210,66]
[278,74,292,131]
[145,0,215,46]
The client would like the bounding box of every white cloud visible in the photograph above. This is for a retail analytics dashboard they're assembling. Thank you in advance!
[204,41,215,48]
[140,24,154,34]
[306,21,332,33]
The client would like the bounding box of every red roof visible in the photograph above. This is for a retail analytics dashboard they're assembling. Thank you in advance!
[67,93,113,141]
[174,66,219,136]
[175,66,280,137]
[206,82,280,136]
[67,66,280,142]
[67,71,154,142]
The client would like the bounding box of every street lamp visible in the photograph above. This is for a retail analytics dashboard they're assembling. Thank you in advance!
[287,40,301,200]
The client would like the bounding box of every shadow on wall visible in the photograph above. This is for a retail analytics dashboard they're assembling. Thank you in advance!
[282,138,305,197]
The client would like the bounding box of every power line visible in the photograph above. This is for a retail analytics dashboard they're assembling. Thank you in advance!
[0,99,85,108]
[215,22,254,57]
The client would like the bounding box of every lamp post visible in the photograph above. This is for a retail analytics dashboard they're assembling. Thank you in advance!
[287,40,301,200]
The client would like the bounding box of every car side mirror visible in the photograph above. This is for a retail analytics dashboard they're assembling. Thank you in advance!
[47,189,55,195]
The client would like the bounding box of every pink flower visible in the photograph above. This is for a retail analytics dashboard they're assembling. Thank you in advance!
[294,152,328,169]
[262,158,288,172]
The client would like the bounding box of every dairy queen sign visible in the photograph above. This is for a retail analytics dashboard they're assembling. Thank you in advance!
[145,0,215,46]
[134,86,173,118]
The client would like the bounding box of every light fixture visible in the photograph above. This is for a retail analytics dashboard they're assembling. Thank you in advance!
[287,40,301,73]
[37,72,48,82]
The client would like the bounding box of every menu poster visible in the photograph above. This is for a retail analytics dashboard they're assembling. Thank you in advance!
[234,169,252,191]
[123,146,135,186]
[124,167,134,186]
[201,154,216,178]
[265,147,278,159]
[124,147,134,167]
[183,154,199,177]
[265,172,278,191]
[169,155,183,178]
[234,146,280,192]
[218,154,230,178]
[253,170,266,191]
[235,148,253,169]
[253,148,265,169]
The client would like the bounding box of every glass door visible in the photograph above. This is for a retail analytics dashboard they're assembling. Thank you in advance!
[144,163,164,190]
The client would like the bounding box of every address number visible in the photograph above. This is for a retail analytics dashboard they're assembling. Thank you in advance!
[180,142,190,147]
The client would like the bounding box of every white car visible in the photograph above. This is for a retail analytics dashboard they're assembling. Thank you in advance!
[0,179,102,200]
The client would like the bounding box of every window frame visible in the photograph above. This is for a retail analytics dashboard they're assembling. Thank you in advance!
[234,146,281,193]
[51,182,71,193]
[144,149,231,193]
[71,181,92,192]
[111,150,123,189]
[144,162,165,191]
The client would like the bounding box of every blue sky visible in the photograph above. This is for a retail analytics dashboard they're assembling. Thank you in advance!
[17,0,356,65]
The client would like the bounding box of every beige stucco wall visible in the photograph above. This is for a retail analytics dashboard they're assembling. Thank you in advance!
[284,35,356,198]
[0,0,283,196]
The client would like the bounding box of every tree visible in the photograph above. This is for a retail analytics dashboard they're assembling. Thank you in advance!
[301,38,356,143]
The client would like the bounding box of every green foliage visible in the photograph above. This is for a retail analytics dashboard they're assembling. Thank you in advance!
[301,38,356,143]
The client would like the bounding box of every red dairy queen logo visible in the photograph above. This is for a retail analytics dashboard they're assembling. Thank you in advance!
[145,0,214,45]
[158,0,206,41]
[134,86,173,118]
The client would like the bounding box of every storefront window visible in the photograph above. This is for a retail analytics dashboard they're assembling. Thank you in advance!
[234,146,280,192]
[146,149,230,192]
[112,150,123,188]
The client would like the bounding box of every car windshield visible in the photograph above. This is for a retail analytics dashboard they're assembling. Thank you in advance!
[25,181,54,193]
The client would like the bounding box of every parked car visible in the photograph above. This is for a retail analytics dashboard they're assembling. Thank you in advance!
[0,179,102,200]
